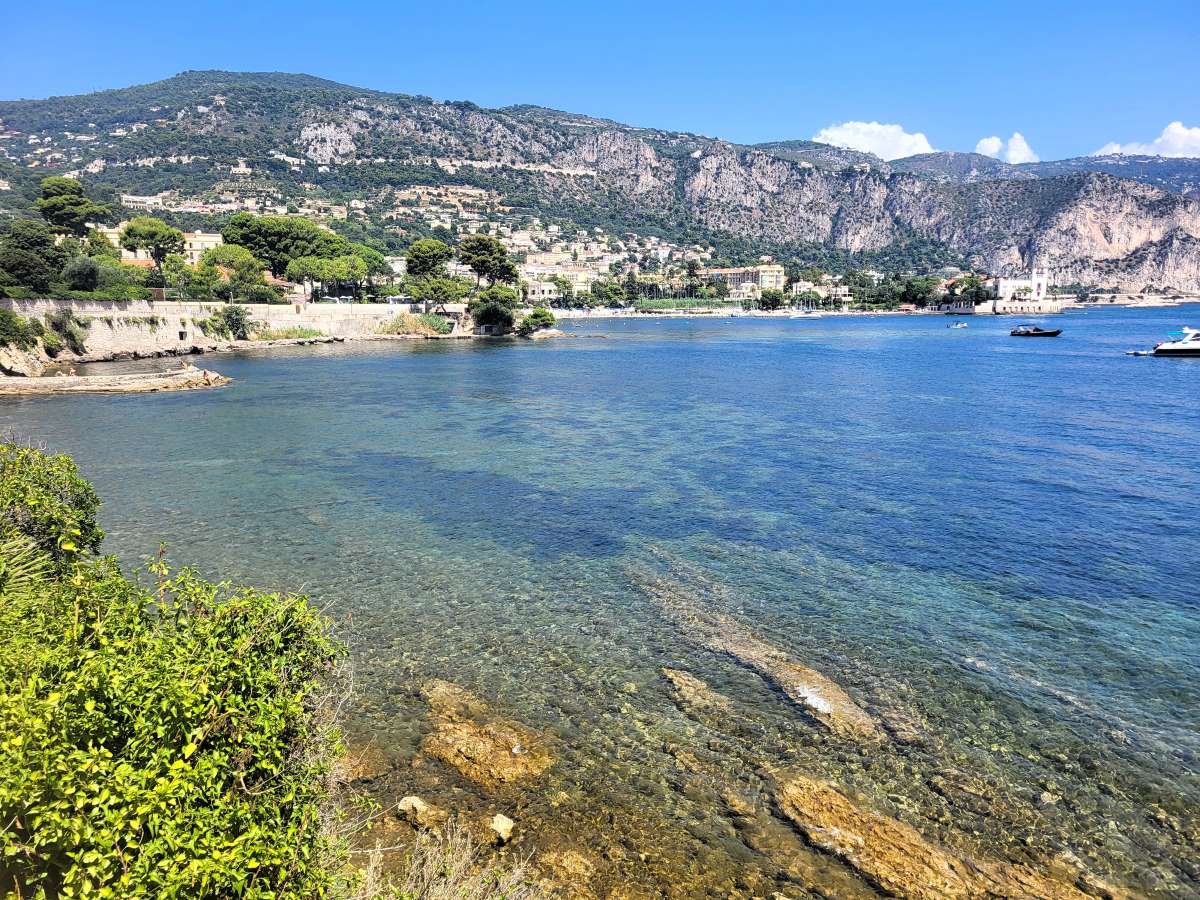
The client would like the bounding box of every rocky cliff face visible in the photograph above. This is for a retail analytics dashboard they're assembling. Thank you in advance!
[5,71,1200,290]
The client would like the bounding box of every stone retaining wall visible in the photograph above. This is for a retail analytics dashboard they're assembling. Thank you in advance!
[0,298,466,361]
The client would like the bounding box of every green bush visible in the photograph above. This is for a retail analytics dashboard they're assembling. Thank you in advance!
[0,308,44,350]
[417,313,452,335]
[239,283,285,305]
[200,304,253,340]
[516,307,556,336]
[62,256,100,291]
[0,444,346,898]
[0,555,345,899]
[44,309,90,355]
[0,440,103,563]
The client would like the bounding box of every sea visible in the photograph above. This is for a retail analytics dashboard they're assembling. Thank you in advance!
[3,306,1197,897]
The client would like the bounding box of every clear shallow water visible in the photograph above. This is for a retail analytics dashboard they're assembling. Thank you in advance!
[3,308,1198,896]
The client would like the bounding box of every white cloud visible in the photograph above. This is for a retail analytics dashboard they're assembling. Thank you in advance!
[1093,122,1200,158]
[811,121,935,161]
[974,132,1039,164]
[975,136,1004,157]
[1005,132,1039,164]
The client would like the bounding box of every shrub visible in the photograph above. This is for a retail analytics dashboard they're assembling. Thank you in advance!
[253,325,325,340]
[0,554,345,899]
[44,309,90,355]
[0,308,44,350]
[516,308,556,336]
[0,444,346,898]
[418,313,452,335]
[0,440,103,562]
[239,283,285,305]
[200,304,254,340]
[376,312,451,337]
[62,255,100,291]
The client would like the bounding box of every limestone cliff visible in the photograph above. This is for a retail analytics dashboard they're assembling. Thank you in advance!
[6,71,1200,290]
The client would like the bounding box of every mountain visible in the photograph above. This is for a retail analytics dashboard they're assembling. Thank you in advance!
[889,151,1034,183]
[889,150,1200,199]
[751,140,889,173]
[2,71,1200,290]
[1021,154,1200,199]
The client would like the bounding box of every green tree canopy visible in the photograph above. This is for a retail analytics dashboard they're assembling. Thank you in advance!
[221,213,348,278]
[119,217,184,272]
[468,283,521,332]
[457,234,518,285]
[404,238,452,280]
[34,177,111,237]
[405,275,472,310]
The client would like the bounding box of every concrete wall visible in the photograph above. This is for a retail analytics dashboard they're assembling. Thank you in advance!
[0,297,450,360]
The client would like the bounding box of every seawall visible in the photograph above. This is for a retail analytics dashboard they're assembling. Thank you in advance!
[0,298,432,364]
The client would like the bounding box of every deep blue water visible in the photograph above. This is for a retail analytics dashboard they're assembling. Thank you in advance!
[3,306,1198,896]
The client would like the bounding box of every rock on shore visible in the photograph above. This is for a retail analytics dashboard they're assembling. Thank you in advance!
[0,367,229,394]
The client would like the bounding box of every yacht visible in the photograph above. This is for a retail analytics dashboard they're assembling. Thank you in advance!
[1010,324,1062,337]
[1152,326,1200,356]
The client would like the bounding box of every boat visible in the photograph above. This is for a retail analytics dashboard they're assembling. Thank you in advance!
[948,322,968,329]
[1010,324,1062,337]
[1151,326,1200,356]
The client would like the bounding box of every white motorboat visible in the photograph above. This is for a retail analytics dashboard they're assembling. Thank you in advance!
[1152,327,1200,356]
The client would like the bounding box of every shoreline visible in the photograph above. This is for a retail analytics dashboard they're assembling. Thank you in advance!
[0,366,229,394]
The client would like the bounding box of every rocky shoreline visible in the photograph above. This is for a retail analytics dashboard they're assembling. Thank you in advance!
[0,366,229,394]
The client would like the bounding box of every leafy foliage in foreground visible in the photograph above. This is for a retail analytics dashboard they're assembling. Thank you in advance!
[0,440,103,563]
[0,443,347,899]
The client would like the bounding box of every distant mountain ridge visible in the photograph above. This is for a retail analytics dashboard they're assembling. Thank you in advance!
[2,70,1200,289]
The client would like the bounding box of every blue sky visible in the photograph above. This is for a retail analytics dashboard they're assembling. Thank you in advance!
[1,0,1197,161]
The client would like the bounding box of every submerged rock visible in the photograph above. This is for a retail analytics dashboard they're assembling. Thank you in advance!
[335,743,391,782]
[420,679,553,787]
[634,563,881,741]
[772,772,1098,899]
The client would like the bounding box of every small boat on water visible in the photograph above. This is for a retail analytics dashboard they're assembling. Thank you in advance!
[948,321,968,329]
[1010,324,1062,337]
[1151,326,1200,356]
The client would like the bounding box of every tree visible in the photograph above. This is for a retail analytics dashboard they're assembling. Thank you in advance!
[405,276,472,312]
[4,220,67,274]
[161,254,192,299]
[404,238,453,280]
[0,248,54,293]
[468,283,521,333]
[61,256,100,292]
[119,217,184,274]
[549,274,574,307]
[516,307,556,336]
[759,288,786,311]
[350,243,391,284]
[457,234,517,286]
[35,177,111,237]
[221,213,349,278]
[285,256,329,299]
[85,229,120,260]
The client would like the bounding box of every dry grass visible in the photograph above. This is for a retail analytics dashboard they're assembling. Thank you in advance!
[376,313,452,337]
[351,820,541,900]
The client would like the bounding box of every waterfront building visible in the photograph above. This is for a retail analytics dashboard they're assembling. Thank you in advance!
[699,264,785,292]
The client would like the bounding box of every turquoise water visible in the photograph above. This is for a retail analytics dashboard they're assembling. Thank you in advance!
[3,308,1198,896]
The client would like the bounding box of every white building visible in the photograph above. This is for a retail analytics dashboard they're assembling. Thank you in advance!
[989,266,1049,304]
